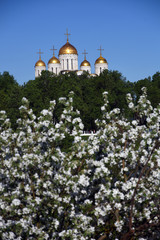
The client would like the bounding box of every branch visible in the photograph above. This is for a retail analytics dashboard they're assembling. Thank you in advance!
[121,221,160,240]
[120,229,134,240]
[77,158,85,173]
[98,234,107,240]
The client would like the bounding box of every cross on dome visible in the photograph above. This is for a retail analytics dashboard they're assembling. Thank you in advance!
[37,49,43,60]
[97,45,104,56]
[50,45,57,56]
[64,29,71,42]
[82,49,88,60]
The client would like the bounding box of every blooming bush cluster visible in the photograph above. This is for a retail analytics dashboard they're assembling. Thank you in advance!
[0,88,160,239]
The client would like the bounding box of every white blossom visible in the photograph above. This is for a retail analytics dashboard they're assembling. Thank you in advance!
[12,199,21,206]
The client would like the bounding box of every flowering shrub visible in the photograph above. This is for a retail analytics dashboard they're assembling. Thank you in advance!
[0,88,159,240]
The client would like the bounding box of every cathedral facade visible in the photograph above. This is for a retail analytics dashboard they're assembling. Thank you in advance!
[35,30,108,78]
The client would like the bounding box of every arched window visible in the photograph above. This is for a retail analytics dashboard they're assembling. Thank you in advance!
[52,67,53,72]
[56,68,57,75]
[38,70,40,76]
[71,59,73,70]
[67,59,69,70]
[63,59,64,70]
[100,67,102,73]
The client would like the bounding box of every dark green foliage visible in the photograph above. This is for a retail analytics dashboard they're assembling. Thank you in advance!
[0,72,22,128]
[134,72,160,108]
[0,70,160,130]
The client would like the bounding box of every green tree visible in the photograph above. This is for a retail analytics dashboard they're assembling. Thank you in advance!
[0,72,22,128]
[134,72,160,108]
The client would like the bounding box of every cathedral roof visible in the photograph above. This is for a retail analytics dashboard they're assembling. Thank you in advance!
[59,41,78,55]
[35,49,46,67]
[48,56,60,64]
[35,59,46,67]
[95,46,107,64]
[95,55,107,64]
[80,59,90,67]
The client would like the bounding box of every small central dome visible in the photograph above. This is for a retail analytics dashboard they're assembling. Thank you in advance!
[95,56,107,64]
[48,56,60,64]
[59,41,78,55]
[80,59,90,67]
[35,59,46,67]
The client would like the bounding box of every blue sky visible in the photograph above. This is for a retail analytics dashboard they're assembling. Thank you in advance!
[0,0,160,85]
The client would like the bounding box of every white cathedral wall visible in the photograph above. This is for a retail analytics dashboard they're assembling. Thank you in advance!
[35,66,46,78]
[48,63,61,75]
[80,66,91,74]
[59,54,78,71]
[95,63,108,75]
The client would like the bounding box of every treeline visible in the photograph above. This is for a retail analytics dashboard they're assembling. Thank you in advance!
[0,70,160,129]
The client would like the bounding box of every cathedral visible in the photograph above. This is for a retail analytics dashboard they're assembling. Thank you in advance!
[35,30,108,78]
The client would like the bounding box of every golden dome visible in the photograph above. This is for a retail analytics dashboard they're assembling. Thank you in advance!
[35,59,46,67]
[59,41,78,55]
[95,55,107,64]
[80,59,90,67]
[48,56,60,64]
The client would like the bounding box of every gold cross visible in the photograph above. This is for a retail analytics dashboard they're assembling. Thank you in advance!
[64,28,71,42]
[97,45,104,56]
[37,49,43,60]
[50,45,57,56]
[82,49,88,60]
